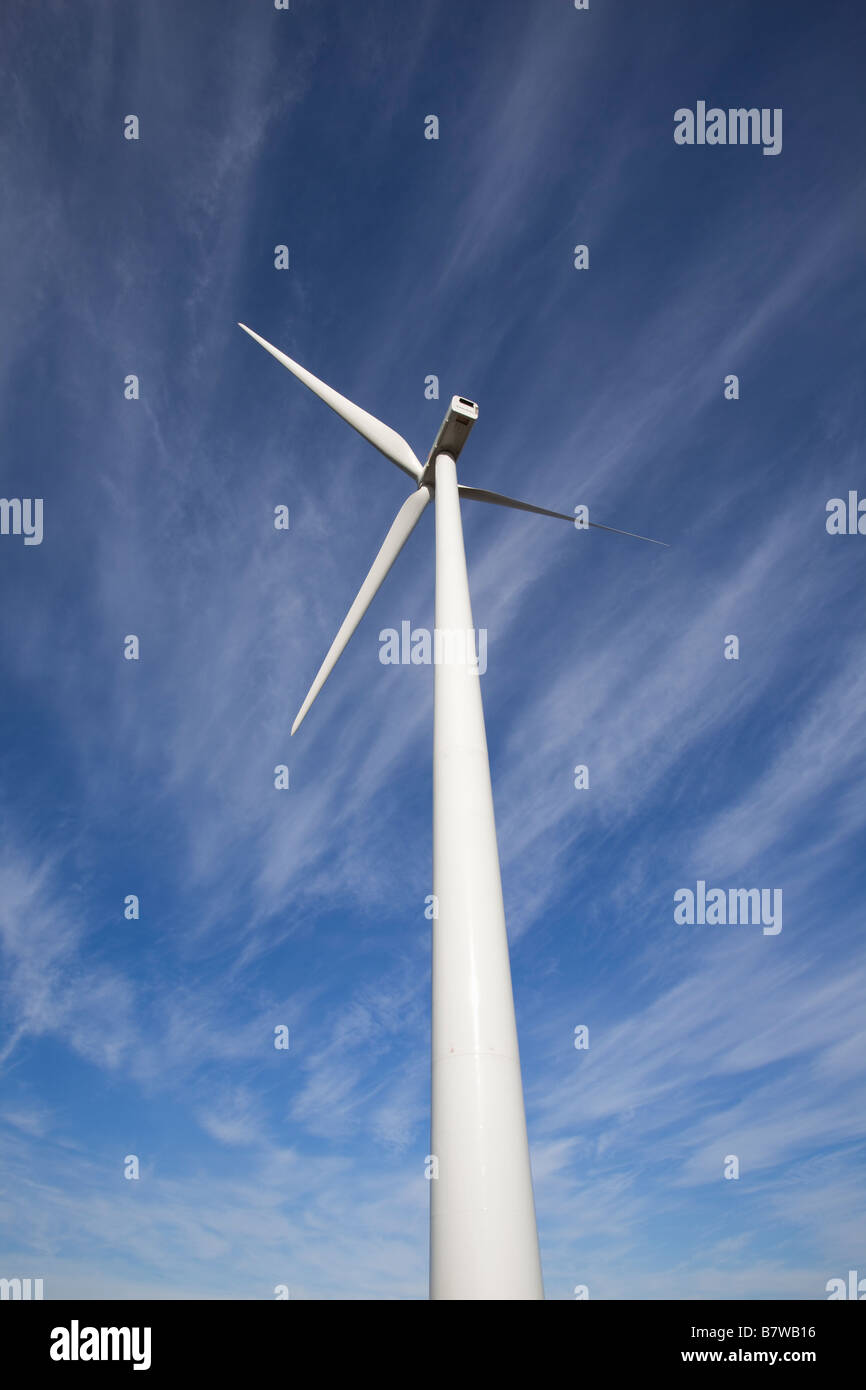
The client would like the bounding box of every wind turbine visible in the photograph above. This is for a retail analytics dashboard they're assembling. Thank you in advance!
[239,323,667,1301]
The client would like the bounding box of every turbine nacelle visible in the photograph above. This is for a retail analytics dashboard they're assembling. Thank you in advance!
[419,396,479,487]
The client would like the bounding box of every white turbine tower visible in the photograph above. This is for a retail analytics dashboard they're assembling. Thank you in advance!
[239,323,667,1301]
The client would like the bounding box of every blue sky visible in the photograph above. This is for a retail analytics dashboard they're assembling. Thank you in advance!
[0,0,864,1299]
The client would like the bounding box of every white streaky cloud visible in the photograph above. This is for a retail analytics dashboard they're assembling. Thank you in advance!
[0,1120,426,1300]
[525,932,866,1192]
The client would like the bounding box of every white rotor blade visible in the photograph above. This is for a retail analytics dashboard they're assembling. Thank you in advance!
[292,486,432,735]
[239,323,423,482]
[458,485,670,547]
